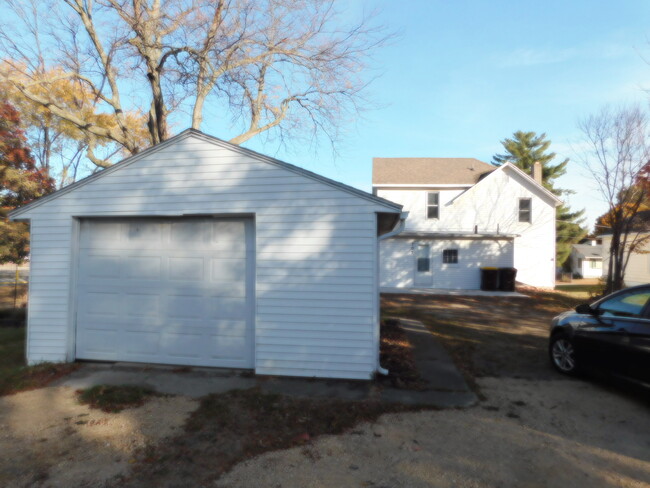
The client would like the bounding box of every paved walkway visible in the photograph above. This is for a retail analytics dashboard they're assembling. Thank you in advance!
[57,320,476,408]
[381,287,527,297]
[381,318,476,406]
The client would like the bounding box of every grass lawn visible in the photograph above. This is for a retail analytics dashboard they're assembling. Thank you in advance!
[0,326,78,396]
[554,283,602,301]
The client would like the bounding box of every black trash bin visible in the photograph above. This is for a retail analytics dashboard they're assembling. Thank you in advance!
[498,267,517,292]
[480,267,499,291]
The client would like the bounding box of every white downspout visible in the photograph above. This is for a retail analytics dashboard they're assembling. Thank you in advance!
[376,211,409,376]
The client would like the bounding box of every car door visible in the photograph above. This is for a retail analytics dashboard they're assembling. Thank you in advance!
[626,305,650,384]
[575,288,650,378]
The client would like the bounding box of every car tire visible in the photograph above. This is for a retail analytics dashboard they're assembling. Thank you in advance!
[549,333,579,375]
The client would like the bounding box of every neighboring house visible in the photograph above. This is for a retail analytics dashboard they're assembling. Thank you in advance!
[569,241,603,278]
[601,232,650,287]
[9,129,403,380]
[373,158,562,290]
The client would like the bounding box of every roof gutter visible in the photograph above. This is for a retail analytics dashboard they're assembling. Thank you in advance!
[378,211,409,241]
[376,211,409,377]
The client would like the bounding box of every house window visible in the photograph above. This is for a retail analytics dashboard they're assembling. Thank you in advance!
[518,198,531,223]
[590,260,601,269]
[442,249,458,264]
[427,192,439,219]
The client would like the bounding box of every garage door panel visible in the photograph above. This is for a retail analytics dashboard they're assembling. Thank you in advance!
[83,292,121,316]
[124,331,160,355]
[207,298,247,320]
[78,330,118,354]
[210,258,246,282]
[81,222,123,248]
[126,256,163,280]
[161,333,203,358]
[165,295,205,319]
[209,335,248,360]
[169,257,205,281]
[127,221,163,243]
[125,294,161,317]
[75,218,253,368]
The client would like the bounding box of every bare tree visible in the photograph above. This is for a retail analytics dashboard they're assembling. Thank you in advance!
[0,0,386,167]
[578,104,650,293]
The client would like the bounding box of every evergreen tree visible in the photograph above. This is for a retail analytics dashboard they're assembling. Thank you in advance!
[0,102,54,263]
[492,131,587,268]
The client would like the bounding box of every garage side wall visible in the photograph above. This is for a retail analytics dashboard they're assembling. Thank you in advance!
[19,134,393,380]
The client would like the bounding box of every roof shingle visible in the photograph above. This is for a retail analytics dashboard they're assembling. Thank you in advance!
[372,157,495,185]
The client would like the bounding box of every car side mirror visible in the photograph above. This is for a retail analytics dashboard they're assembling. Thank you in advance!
[575,303,594,315]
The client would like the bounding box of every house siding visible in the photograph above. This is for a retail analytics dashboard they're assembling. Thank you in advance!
[380,237,514,289]
[376,167,557,288]
[601,235,650,287]
[17,134,397,380]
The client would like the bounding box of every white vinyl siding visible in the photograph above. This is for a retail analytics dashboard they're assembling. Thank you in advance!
[380,238,514,290]
[18,133,398,380]
[376,166,557,288]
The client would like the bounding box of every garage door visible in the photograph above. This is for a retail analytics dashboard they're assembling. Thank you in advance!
[75,218,254,368]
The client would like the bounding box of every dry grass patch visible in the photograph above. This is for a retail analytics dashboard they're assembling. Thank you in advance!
[381,288,584,382]
[379,319,424,389]
[0,327,78,396]
[77,385,160,413]
[112,389,413,487]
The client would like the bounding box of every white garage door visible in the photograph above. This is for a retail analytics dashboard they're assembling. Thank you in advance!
[75,218,254,368]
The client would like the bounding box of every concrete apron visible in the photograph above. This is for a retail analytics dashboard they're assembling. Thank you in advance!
[57,319,476,408]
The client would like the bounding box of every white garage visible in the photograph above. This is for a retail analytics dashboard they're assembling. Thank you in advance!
[11,129,402,380]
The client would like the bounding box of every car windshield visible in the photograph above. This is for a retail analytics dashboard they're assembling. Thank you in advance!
[597,290,650,318]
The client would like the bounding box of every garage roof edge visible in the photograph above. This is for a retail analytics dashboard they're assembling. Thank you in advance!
[10,129,402,219]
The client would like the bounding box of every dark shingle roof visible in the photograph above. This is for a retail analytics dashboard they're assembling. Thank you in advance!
[372,158,495,185]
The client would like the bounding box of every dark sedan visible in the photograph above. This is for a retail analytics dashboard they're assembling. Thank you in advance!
[549,284,650,386]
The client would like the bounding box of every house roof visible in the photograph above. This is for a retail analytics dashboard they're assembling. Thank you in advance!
[572,244,603,259]
[10,129,402,219]
[372,158,495,185]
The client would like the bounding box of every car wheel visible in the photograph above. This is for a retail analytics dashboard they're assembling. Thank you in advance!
[549,334,578,375]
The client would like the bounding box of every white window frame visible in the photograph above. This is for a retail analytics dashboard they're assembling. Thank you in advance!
[518,198,532,223]
[426,192,440,220]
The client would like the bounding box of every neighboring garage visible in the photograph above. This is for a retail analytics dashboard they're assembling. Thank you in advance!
[10,129,402,380]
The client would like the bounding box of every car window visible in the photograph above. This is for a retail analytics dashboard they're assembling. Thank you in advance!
[597,290,650,318]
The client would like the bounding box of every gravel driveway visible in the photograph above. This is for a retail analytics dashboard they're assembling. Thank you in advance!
[0,386,196,488]
[219,378,650,488]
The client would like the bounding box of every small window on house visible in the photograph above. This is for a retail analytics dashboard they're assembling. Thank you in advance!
[427,192,440,219]
[590,260,601,269]
[442,249,458,264]
[519,198,532,223]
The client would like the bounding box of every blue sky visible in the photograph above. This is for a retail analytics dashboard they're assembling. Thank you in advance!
[205,0,650,232]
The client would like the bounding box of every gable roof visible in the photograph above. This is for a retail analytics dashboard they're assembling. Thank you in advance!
[372,157,495,185]
[572,244,603,259]
[10,129,401,219]
[448,162,563,207]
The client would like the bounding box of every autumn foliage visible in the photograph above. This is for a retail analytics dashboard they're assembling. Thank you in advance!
[0,102,54,263]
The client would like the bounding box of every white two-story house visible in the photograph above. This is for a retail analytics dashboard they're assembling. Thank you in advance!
[373,157,562,290]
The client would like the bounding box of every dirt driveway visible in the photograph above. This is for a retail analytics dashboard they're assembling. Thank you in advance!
[220,291,650,487]
[0,387,196,488]
[219,377,650,488]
